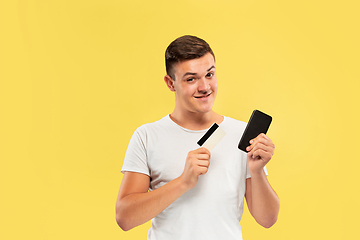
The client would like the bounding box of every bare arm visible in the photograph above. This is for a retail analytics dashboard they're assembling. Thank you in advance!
[245,175,279,228]
[115,147,211,231]
[244,133,279,228]
[116,172,188,231]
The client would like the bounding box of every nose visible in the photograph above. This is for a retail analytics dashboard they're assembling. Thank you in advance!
[197,78,210,93]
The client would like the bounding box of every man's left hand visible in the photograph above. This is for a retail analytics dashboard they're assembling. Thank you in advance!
[246,133,275,173]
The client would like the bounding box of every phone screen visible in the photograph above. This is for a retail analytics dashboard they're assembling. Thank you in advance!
[238,110,272,152]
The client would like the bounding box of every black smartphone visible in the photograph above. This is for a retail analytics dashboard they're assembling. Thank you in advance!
[238,110,272,152]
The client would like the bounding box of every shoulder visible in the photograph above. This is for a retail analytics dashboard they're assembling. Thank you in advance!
[222,116,246,125]
[133,115,174,138]
[126,116,172,150]
[221,116,247,132]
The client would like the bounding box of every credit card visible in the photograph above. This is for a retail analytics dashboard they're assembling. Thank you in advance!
[197,123,226,151]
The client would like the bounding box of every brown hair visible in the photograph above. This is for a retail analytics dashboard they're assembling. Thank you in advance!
[165,35,215,80]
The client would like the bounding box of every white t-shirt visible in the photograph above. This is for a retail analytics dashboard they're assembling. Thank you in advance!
[121,115,267,240]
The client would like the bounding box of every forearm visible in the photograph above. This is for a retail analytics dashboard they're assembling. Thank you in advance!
[116,177,188,231]
[248,170,279,228]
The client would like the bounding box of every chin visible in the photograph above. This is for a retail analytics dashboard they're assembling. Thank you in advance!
[196,107,213,114]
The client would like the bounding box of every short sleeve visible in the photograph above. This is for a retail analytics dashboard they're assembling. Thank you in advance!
[121,127,150,176]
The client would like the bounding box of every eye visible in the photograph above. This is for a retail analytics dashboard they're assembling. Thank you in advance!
[206,72,214,78]
[187,77,195,82]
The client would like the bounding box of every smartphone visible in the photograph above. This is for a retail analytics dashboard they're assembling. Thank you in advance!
[238,110,272,152]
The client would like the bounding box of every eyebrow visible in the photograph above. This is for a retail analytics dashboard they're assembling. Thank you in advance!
[182,66,215,78]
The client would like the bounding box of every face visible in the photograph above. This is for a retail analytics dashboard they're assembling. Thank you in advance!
[165,52,218,115]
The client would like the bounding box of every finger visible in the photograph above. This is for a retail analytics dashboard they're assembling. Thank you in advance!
[257,136,274,147]
[251,148,272,161]
[197,166,209,175]
[252,134,269,144]
[247,137,259,151]
[196,159,210,167]
[249,133,265,143]
[195,147,211,155]
[195,153,211,160]
[247,138,264,152]
[248,134,274,151]
[250,142,273,154]
[248,148,264,159]
[262,133,270,140]
[253,139,275,152]
[250,140,275,157]
[248,135,263,150]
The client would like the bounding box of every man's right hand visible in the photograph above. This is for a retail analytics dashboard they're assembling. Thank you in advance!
[180,147,211,189]
[116,147,211,231]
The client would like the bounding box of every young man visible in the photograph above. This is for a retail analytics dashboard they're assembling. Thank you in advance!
[116,35,279,239]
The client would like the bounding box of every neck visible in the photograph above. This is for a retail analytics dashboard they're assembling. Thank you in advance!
[169,109,223,131]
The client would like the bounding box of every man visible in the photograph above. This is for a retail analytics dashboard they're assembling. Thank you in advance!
[116,35,279,239]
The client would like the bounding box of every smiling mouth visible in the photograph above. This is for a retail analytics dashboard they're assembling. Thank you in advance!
[194,92,212,98]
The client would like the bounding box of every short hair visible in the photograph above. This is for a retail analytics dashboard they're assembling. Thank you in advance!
[165,35,215,80]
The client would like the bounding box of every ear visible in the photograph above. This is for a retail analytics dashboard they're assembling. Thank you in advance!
[164,75,175,92]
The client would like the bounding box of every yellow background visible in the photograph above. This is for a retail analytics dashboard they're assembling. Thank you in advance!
[1,0,359,239]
